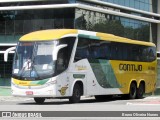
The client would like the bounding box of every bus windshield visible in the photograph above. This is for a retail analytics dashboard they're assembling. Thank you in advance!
[12,41,58,80]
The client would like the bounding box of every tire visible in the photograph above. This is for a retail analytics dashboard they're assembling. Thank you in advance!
[69,84,81,103]
[128,82,137,99]
[136,83,145,99]
[34,97,45,104]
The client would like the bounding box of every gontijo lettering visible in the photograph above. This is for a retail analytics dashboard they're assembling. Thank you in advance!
[119,64,142,71]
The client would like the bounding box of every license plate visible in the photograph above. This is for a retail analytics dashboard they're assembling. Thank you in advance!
[26,91,33,95]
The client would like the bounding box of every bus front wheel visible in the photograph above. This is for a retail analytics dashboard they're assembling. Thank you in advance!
[69,84,81,103]
[34,97,45,104]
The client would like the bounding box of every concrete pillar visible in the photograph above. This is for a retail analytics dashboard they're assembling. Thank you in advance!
[157,0,160,89]
[157,0,160,51]
[158,25,160,51]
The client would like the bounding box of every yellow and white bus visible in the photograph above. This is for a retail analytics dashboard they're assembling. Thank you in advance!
[5,29,157,104]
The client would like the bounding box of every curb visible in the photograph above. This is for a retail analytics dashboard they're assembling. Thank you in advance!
[0,86,11,89]
[0,86,11,96]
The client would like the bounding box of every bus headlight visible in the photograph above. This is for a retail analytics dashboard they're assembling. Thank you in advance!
[43,80,57,87]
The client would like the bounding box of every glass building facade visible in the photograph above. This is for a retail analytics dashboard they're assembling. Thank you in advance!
[0,0,159,86]
[0,8,75,43]
[100,0,157,13]
[75,8,150,41]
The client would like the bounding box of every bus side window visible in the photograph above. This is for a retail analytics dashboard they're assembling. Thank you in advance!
[122,45,128,61]
[74,38,90,61]
[110,44,117,60]
[148,47,156,62]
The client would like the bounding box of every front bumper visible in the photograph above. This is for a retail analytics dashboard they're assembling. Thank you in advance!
[12,85,57,97]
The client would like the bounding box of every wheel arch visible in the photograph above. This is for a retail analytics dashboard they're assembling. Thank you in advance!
[70,80,84,96]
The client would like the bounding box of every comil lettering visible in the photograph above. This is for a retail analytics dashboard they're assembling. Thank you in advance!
[119,64,142,71]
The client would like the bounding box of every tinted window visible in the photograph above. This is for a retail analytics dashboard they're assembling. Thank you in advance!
[74,37,156,62]
[56,37,76,74]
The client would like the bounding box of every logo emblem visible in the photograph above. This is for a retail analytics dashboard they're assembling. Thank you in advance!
[58,85,68,96]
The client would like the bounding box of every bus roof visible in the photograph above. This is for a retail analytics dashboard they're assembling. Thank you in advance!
[96,32,155,46]
[20,29,78,41]
[20,29,155,47]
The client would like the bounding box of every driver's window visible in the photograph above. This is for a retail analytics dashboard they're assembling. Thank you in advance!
[56,47,68,74]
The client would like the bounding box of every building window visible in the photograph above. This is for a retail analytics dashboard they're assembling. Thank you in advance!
[0,54,13,86]
[0,8,75,43]
[75,8,150,42]
[100,0,157,13]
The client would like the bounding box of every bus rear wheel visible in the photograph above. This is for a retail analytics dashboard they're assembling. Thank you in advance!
[136,83,145,99]
[128,82,137,99]
[34,97,45,104]
[69,84,81,103]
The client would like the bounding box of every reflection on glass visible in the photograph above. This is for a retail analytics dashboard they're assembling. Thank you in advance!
[75,8,150,42]
[13,41,56,80]
[100,0,155,12]
[0,8,74,43]
[12,37,76,80]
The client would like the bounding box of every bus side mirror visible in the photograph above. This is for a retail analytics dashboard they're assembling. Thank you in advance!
[4,47,16,62]
[52,44,67,61]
